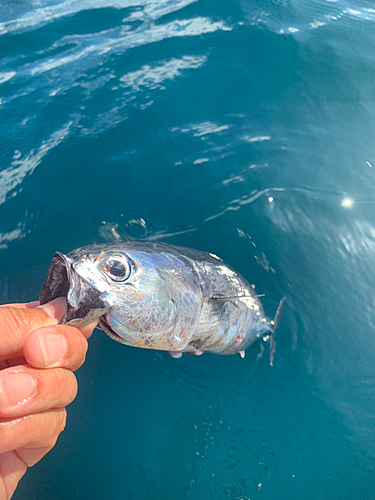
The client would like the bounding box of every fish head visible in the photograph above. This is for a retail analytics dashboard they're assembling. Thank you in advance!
[40,244,202,351]
[39,248,115,327]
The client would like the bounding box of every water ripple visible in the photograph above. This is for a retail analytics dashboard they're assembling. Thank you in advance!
[1,4,230,140]
[0,120,74,205]
[27,17,226,78]
[242,0,375,35]
[0,0,198,36]
[172,121,232,137]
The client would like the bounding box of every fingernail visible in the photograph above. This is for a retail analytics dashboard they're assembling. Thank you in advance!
[0,372,37,406]
[39,297,67,320]
[37,332,67,366]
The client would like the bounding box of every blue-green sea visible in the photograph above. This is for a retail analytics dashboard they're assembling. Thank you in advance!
[1,0,375,498]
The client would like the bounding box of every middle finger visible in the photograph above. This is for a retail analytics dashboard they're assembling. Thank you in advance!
[0,366,77,419]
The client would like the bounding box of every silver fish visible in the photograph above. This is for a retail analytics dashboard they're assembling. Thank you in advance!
[40,242,284,362]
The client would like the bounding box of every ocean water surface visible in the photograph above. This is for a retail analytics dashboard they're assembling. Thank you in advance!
[1,0,375,498]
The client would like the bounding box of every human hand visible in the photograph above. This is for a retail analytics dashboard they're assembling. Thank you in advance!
[0,299,98,500]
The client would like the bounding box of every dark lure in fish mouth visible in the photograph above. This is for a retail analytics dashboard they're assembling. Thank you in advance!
[40,253,70,304]
[39,252,108,327]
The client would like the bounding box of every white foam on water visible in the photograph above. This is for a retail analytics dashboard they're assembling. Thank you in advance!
[0,224,27,250]
[310,20,326,29]
[222,175,245,186]
[243,135,271,143]
[29,17,230,76]
[193,158,209,164]
[171,121,232,137]
[0,72,16,85]
[119,55,207,92]
[0,0,198,36]
[193,124,231,137]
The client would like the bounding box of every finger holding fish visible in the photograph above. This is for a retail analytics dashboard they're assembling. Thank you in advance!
[24,323,90,370]
[0,365,77,419]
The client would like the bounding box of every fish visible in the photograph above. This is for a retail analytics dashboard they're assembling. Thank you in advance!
[39,241,285,363]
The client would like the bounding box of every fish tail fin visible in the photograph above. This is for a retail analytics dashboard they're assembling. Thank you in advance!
[269,296,286,366]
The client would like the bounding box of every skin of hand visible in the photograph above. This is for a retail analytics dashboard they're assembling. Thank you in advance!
[0,298,98,500]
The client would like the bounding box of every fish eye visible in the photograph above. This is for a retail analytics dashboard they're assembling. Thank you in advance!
[102,256,131,282]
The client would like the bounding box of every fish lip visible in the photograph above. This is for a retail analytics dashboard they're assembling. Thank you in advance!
[40,252,108,327]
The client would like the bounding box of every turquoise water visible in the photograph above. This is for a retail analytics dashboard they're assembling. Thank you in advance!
[1,0,375,498]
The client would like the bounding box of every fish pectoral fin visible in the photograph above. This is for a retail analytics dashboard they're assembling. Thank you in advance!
[168,346,204,358]
[210,294,265,301]
[168,351,183,359]
[239,350,245,359]
[185,349,203,356]
[210,294,265,310]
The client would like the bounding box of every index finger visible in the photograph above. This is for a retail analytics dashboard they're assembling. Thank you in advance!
[0,301,40,309]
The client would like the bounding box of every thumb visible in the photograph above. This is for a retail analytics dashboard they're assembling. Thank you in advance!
[0,298,66,361]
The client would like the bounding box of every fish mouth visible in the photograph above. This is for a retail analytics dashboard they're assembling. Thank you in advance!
[40,252,108,327]
[98,315,127,344]
[40,253,72,309]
